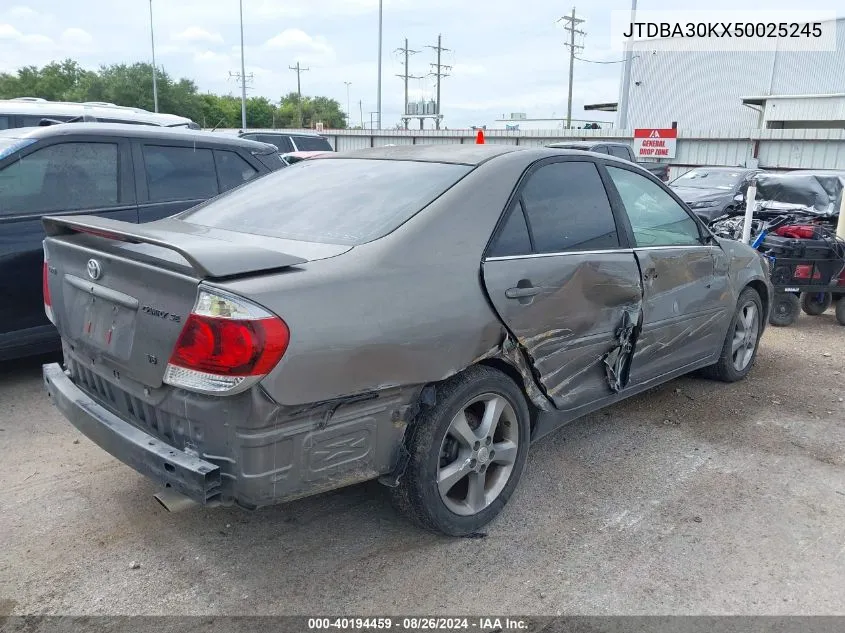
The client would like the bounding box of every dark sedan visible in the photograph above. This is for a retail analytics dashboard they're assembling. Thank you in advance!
[670,166,764,221]
[42,145,771,535]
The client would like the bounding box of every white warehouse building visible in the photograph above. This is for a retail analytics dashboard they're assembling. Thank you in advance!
[615,17,845,130]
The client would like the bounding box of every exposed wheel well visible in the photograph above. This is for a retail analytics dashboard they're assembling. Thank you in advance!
[478,358,540,432]
[746,280,770,319]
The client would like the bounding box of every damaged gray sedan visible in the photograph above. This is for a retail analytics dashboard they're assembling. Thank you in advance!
[41,145,771,536]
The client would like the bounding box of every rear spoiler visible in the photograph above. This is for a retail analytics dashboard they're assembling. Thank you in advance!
[42,215,307,279]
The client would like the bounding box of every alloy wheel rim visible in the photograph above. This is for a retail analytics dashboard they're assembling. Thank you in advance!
[731,301,759,371]
[437,393,519,516]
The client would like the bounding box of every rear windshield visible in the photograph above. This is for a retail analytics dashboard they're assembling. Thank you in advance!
[178,158,472,245]
[292,135,333,151]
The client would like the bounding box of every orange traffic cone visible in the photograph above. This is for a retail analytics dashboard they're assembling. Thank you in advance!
[475,129,485,144]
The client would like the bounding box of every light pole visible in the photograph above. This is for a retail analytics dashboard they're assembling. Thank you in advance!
[618,0,637,130]
[148,0,158,112]
[376,0,383,129]
[344,81,352,127]
[239,0,247,129]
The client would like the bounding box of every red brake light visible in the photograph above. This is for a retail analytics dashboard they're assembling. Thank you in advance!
[163,288,289,394]
[169,314,289,377]
[43,260,55,324]
[794,264,821,280]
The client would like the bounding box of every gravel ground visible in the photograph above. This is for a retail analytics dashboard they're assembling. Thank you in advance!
[1,311,844,616]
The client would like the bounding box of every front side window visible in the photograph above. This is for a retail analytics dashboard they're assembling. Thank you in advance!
[0,142,118,216]
[608,145,633,161]
[607,166,702,247]
[519,161,619,254]
[143,145,218,202]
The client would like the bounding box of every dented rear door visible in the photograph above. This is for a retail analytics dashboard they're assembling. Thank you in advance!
[481,159,644,412]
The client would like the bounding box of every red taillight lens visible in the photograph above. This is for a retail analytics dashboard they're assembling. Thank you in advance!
[42,261,51,307]
[168,314,289,377]
[163,288,289,394]
[794,264,821,280]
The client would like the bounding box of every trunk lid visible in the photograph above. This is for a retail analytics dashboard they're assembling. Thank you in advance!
[42,215,326,389]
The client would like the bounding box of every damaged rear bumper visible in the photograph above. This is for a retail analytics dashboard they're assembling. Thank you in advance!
[42,362,222,504]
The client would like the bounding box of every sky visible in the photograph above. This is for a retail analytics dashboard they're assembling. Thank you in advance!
[0,0,840,129]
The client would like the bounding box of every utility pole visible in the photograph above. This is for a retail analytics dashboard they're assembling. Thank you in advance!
[238,0,247,129]
[426,34,451,130]
[228,70,254,126]
[344,81,352,127]
[618,0,637,130]
[559,7,585,130]
[376,0,383,129]
[359,99,363,128]
[288,62,310,128]
[148,0,158,112]
[395,38,422,129]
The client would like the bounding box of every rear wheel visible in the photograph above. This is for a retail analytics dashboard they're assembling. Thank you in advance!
[703,287,763,382]
[836,298,845,326]
[801,292,832,316]
[392,365,531,536]
[769,292,800,327]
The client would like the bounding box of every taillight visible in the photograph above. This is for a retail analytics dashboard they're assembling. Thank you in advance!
[163,288,289,395]
[43,260,54,324]
[794,264,821,280]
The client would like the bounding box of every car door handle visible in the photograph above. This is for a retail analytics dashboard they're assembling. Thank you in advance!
[505,285,541,299]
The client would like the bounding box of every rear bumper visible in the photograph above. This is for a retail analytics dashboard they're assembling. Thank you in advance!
[42,362,222,504]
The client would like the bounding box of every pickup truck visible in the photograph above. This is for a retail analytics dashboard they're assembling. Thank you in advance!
[546,141,670,182]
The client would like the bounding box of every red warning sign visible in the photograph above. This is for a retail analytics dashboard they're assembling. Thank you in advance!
[633,128,677,159]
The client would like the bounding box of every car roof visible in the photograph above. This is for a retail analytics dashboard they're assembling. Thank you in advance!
[0,122,276,151]
[0,98,193,126]
[318,144,655,172]
[546,140,624,148]
[239,129,327,138]
[682,166,759,172]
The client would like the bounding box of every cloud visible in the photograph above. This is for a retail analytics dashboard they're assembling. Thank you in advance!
[7,6,39,19]
[451,63,487,77]
[263,28,335,63]
[173,26,224,44]
[0,23,22,39]
[193,50,230,64]
[60,27,93,46]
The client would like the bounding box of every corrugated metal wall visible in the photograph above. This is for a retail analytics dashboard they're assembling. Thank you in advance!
[621,19,845,130]
[212,128,845,170]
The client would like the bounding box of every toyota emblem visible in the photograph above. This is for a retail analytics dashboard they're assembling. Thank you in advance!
[86,259,103,281]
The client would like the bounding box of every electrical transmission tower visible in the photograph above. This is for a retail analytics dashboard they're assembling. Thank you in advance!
[426,34,451,129]
[395,38,423,130]
[558,7,585,130]
[288,62,310,128]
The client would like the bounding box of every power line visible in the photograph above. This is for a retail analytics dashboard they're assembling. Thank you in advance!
[558,7,585,130]
[288,62,310,128]
[227,70,254,127]
[574,55,629,64]
[426,34,451,129]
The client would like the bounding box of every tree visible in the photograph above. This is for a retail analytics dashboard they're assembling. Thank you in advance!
[0,59,348,130]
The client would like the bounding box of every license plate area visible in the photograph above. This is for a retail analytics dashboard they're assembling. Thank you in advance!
[63,274,139,360]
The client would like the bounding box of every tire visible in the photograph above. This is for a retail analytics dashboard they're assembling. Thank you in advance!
[702,287,763,383]
[836,298,845,326]
[769,292,801,327]
[391,365,531,536]
[801,292,832,316]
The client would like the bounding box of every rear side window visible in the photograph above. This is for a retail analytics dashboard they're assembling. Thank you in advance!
[0,142,118,215]
[0,116,9,130]
[608,145,633,161]
[589,145,609,155]
[520,161,619,253]
[488,202,532,257]
[291,135,333,152]
[143,145,218,202]
[179,158,472,245]
[215,150,259,192]
[243,134,294,153]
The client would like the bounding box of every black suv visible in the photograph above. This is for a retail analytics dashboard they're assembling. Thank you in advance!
[237,131,333,153]
[0,123,284,360]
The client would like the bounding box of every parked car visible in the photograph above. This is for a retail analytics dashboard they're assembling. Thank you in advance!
[546,141,670,181]
[238,130,333,153]
[41,145,771,535]
[670,166,764,222]
[279,150,332,165]
[0,123,283,361]
[0,97,198,129]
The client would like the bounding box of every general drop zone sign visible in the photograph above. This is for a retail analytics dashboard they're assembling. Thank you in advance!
[633,128,677,158]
